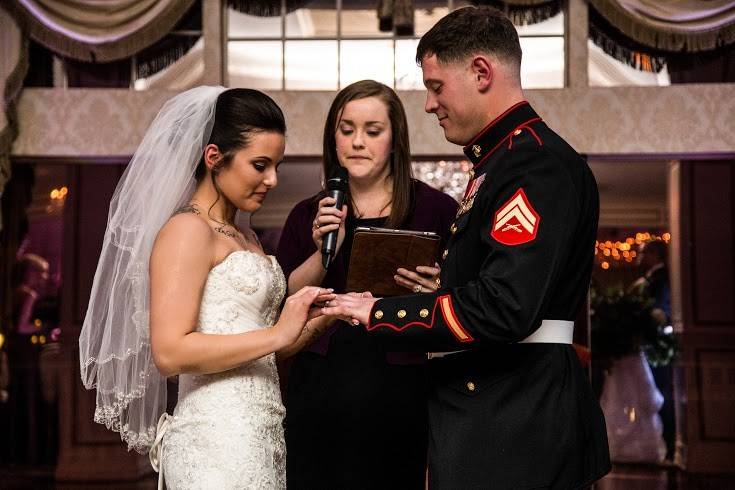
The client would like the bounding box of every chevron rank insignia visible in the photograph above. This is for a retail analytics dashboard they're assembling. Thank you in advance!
[490,188,540,246]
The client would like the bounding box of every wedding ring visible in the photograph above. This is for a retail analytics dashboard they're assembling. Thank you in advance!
[413,284,422,293]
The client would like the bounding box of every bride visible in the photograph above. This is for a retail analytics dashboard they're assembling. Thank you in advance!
[79,86,332,489]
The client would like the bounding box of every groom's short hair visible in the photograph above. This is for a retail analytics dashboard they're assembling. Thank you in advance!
[416,6,522,72]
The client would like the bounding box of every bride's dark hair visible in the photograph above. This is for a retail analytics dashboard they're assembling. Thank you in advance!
[195,88,286,181]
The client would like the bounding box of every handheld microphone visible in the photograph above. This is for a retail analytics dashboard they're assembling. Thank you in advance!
[321,166,349,270]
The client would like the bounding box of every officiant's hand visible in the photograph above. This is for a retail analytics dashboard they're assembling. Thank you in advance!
[312,196,347,253]
[395,262,441,294]
[321,292,377,326]
[274,287,334,346]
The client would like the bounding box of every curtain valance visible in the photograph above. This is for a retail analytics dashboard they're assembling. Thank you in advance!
[589,1,735,73]
[474,0,561,26]
[6,0,197,63]
[589,0,735,53]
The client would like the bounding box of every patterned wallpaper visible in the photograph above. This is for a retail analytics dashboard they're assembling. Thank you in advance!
[11,84,735,158]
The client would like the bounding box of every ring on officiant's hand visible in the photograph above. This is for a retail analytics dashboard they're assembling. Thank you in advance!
[413,284,422,293]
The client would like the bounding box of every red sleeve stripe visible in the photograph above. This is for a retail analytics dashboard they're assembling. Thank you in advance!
[438,295,474,343]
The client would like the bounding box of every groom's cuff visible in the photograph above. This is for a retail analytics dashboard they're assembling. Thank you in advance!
[365,292,475,349]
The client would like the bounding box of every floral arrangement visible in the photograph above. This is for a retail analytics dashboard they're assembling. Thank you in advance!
[590,287,678,367]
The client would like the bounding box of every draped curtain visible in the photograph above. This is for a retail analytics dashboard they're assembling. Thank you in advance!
[6,0,197,63]
[474,0,562,26]
[589,0,735,72]
[0,6,28,224]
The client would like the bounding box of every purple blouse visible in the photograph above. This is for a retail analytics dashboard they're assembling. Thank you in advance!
[276,179,458,363]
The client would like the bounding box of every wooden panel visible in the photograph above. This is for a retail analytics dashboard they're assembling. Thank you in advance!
[680,160,735,474]
[56,163,150,482]
[72,165,126,325]
[691,163,735,326]
[697,350,735,441]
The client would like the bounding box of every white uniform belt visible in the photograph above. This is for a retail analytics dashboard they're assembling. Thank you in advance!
[427,319,574,359]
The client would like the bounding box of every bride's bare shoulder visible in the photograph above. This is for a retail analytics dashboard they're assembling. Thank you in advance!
[153,210,214,264]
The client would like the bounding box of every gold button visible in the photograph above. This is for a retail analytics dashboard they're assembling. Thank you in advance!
[468,168,475,179]
[514,129,522,136]
[472,144,481,158]
[397,309,407,319]
[466,381,476,392]
[450,223,458,234]
[374,310,383,320]
[442,249,449,260]
[419,309,429,318]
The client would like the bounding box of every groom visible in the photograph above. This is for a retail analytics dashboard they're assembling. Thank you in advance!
[323,6,611,489]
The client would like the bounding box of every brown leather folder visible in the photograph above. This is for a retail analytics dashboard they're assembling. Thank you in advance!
[346,226,441,297]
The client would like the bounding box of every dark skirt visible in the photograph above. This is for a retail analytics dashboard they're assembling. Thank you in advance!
[285,325,428,490]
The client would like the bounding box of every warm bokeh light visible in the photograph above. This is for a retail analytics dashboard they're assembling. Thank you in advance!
[595,231,669,269]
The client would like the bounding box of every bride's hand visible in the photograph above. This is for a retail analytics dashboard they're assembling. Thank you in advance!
[274,287,334,346]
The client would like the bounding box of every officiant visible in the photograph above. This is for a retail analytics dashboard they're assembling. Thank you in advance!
[276,80,457,490]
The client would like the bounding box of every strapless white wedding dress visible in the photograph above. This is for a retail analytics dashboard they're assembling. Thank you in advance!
[152,251,287,489]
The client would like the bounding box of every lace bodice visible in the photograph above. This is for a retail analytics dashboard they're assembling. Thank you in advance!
[198,250,286,333]
[154,251,288,489]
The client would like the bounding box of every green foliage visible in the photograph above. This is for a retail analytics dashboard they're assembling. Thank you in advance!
[590,287,678,367]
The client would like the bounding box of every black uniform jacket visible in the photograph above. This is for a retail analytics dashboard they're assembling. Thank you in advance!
[362,102,611,489]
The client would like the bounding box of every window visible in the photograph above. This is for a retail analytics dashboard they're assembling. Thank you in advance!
[227,2,565,90]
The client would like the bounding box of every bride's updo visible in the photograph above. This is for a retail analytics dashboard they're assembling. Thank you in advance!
[194,88,286,181]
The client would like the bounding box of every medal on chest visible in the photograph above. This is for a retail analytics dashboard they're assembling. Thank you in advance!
[457,173,486,217]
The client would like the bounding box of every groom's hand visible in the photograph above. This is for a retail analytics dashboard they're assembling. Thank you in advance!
[321,292,377,325]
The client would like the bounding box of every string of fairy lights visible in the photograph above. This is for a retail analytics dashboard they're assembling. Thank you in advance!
[595,232,671,270]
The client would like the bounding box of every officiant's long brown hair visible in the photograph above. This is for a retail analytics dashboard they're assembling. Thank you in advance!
[322,80,414,229]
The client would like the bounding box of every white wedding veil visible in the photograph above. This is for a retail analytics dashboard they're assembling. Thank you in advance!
[79,85,226,453]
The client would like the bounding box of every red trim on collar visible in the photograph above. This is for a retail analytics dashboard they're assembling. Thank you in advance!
[472,117,542,169]
[463,101,530,150]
